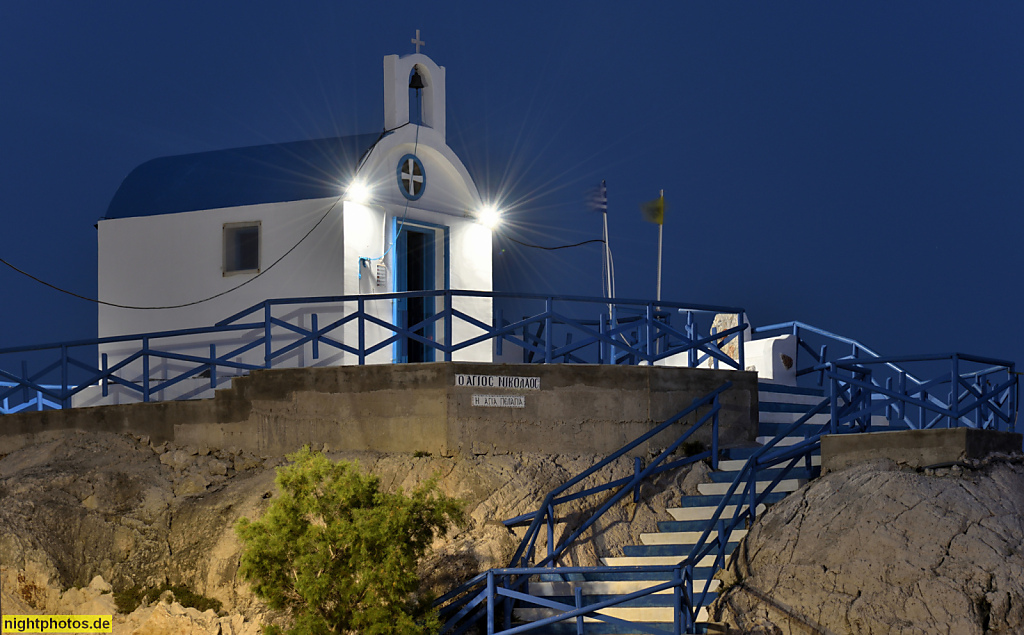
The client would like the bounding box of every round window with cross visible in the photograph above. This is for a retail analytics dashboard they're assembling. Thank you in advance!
[397,154,426,201]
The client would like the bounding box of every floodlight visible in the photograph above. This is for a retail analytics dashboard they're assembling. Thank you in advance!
[346,180,371,204]
[477,204,501,230]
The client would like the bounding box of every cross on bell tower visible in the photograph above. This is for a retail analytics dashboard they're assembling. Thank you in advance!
[411,29,425,54]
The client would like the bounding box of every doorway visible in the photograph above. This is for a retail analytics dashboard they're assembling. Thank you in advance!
[396,224,436,362]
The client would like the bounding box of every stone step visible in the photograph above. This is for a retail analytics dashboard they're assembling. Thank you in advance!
[678,490,786,508]
[760,401,829,413]
[717,455,820,471]
[624,542,738,558]
[601,553,723,568]
[639,529,747,546]
[666,503,765,523]
[707,467,817,483]
[538,568,721,582]
[659,516,752,532]
[758,391,829,405]
[524,589,718,608]
[697,478,803,496]
[513,606,710,630]
[755,434,809,446]
[529,579,721,597]
[757,382,826,397]
[758,411,831,425]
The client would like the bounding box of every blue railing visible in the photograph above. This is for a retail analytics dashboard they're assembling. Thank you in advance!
[437,381,733,635]
[0,381,62,414]
[754,322,1017,432]
[437,339,1019,634]
[0,291,747,414]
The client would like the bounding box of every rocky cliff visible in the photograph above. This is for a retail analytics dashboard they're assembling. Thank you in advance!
[711,456,1024,635]
[0,429,696,633]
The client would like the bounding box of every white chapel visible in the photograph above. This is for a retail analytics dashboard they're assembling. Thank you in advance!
[94,45,494,397]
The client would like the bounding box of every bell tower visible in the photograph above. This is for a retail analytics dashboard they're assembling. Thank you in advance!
[383,32,447,140]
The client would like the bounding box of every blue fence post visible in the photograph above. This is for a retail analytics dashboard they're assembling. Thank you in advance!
[829,368,838,435]
[1011,364,1018,434]
[142,337,150,403]
[209,344,217,390]
[544,297,553,364]
[311,313,319,360]
[716,519,727,571]
[738,311,746,371]
[36,390,43,411]
[486,570,495,635]
[898,371,907,426]
[673,565,683,635]
[444,291,453,362]
[610,304,619,363]
[546,503,555,564]
[684,564,694,633]
[818,344,827,386]
[598,313,606,365]
[712,393,720,470]
[951,354,959,428]
[885,377,893,425]
[358,297,366,365]
[646,303,655,362]
[495,308,504,357]
[60,345,69,408]
[101,353,109,398]
[686,311,697,368]
[264,303,272,369]
[21,360,29,403]
[633,456,643,503]
[710,326,719,370]
[574,586,584,635]
[747,470,757,523]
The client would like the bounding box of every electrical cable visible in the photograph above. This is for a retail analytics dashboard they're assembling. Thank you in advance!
[1,197,342,310]
[506,236,606,251]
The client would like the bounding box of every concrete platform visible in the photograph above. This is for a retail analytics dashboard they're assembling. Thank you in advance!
[0,362,757,457]
[821,427,1022,473]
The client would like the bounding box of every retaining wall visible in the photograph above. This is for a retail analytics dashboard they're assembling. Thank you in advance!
[0,363,757,457]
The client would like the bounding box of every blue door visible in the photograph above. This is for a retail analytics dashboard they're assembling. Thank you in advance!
[396,225,436,362]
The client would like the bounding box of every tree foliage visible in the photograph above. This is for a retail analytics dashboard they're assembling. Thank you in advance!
[235,448,465,635]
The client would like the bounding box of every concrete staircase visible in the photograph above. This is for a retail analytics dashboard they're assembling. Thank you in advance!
[514,382,837,633]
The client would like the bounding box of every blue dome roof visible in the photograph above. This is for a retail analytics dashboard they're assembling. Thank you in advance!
[105,133,381,219]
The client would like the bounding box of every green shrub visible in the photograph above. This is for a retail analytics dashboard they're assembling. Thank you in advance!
[235,447,464,635]
[113,583,222,614]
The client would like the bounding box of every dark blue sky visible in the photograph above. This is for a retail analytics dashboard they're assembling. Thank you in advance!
[1,2,1021,366]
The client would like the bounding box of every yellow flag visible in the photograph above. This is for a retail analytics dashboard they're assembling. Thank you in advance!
[640,195,664,225]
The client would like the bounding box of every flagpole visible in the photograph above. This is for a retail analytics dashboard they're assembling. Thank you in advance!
[656,189,663,302]
[602,209,612,299]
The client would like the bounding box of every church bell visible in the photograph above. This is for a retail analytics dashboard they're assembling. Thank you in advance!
[409,68,425,90]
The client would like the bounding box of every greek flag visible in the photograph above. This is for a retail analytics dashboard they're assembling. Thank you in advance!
[587,180,608,213]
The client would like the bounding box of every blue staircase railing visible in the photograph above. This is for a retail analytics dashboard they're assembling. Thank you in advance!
[0,291,748,414]
[437,345,1018,634]
[754,322,1017,432]
[0,381,62,414]
[437,381,733,634]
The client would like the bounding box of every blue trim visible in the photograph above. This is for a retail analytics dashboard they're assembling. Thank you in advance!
[396,153,426,201]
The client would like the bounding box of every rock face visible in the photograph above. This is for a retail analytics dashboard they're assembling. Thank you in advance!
[0,430,695,632]
[711,457,1024,635]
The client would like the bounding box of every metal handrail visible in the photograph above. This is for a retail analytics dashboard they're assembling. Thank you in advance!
[438,381,733,634]
[441,347,1019,634]
[0,291,748,414]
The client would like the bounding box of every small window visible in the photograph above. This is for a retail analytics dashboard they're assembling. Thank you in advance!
[223,222,260,274]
